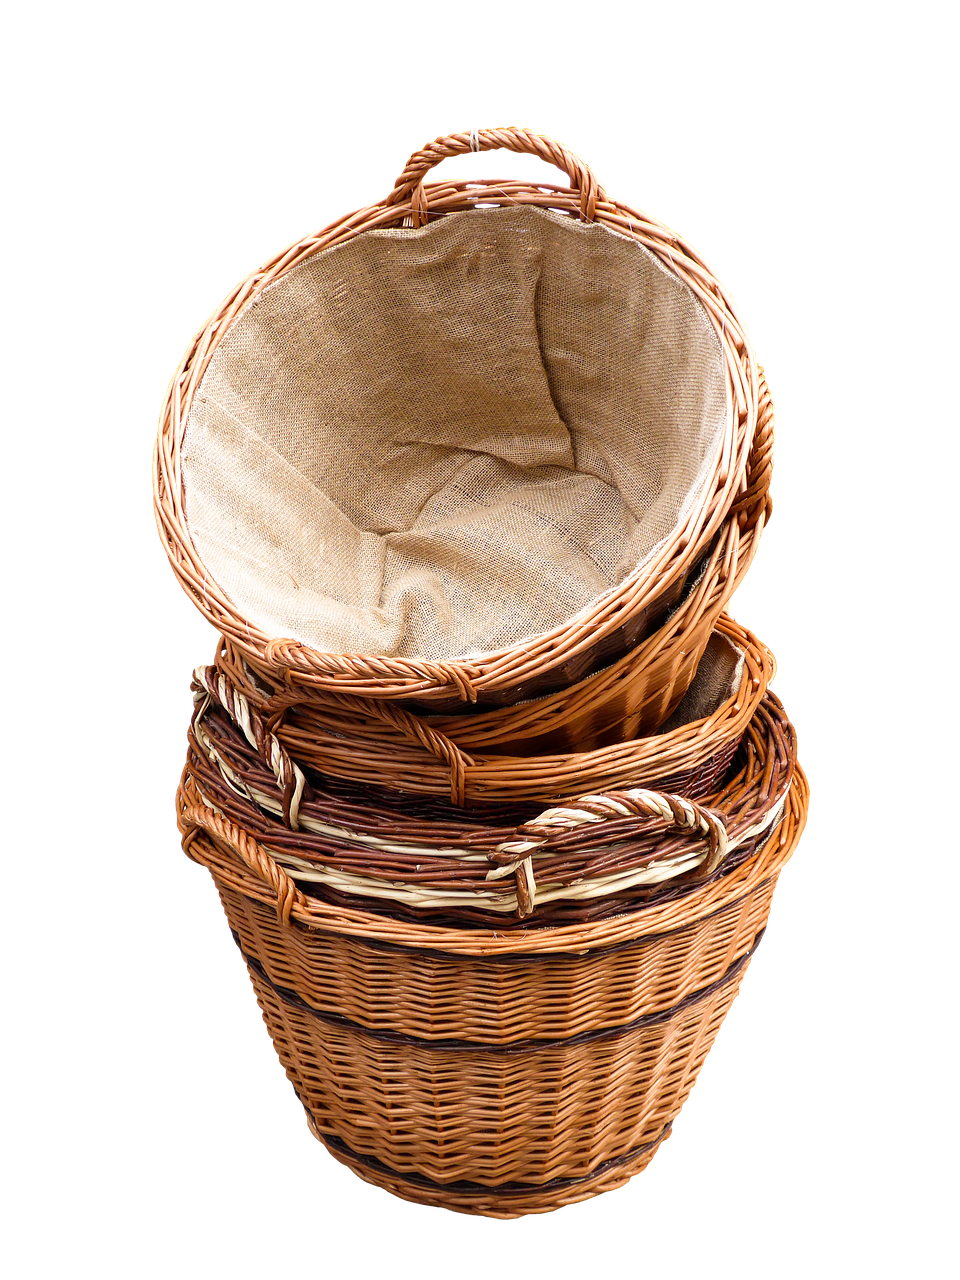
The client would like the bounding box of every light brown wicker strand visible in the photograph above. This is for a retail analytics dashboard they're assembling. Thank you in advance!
[505,792,729,873]
[340,698,474,807]
[182,793,308,926]
[732,372,775,529]
[385,128,607,225]
[192,667,308,827]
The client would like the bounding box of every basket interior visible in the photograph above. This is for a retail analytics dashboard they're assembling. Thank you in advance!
[655,629,745,734]
[182,206,727,661]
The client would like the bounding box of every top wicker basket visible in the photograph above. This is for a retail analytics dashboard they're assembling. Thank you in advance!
[155,127,760,706]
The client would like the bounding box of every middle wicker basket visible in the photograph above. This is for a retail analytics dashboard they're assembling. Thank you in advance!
[181,614,784,921]
[201,614,773,807]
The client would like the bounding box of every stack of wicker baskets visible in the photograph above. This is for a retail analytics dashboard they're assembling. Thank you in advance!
[155,127,808,1216]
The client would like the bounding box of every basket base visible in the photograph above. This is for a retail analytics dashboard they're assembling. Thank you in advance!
[303,1110,672,1218]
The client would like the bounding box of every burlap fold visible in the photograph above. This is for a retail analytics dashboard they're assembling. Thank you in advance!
[183,206,726,660]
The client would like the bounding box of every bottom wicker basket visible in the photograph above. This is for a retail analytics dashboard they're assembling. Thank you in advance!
[182,765,808,1217]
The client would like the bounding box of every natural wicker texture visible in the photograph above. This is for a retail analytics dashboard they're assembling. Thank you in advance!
[180,767,807,1216]
[179,654,792,923]
[202,614,774,808]
[155,127,763,708]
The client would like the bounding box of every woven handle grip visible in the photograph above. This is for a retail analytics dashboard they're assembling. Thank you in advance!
[387,127,605,224]
[189,655,478,803]
[193,665,307,828]
[180,802,308,926]
[489,788,729,918]
[731,367,775,530]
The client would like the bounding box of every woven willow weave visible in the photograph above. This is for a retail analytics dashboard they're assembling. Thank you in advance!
[181,770,808,1215]
[159,126,803,1218]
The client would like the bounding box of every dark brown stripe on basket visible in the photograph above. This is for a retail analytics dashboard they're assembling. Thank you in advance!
[236,928,764,1054]
[312,1120,672,1197]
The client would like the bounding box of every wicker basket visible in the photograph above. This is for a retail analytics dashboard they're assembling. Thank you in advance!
[179,763,807,1216]
[199,614,774,808]
[156,127,765,710]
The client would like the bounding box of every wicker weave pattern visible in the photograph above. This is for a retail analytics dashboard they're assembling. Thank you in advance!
[156,125,804,1217]
[179,752,803,957]
[311,1119,671,1218]
[248,951,750,1188]
[218,881,777,1043]
[207,616,774,807]
[179,685,793,923]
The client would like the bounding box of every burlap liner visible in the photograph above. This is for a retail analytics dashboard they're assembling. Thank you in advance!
[182,206,726,661]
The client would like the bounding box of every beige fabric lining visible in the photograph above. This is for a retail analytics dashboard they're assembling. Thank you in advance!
[656,631,746,732]
[182,206,726,660]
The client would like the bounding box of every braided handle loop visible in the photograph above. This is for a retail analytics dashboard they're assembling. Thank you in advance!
[193,666,307,829]
[262,638,483,700]
[386,127,606,226]
[489,788,729,918]
[180,803,307,926]
[209,648,476,806]
[731,367,775,530]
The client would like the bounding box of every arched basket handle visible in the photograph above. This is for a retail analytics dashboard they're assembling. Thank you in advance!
[731,366,775,530]
[208,652,476,808]
[385,127,606,226]
[487,788,729,918]
[192,665,308,829]
[179,797,309,926]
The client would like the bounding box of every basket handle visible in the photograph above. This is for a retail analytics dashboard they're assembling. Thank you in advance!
[487,788,729,918]
[385,127,606,226]
[195,650,481,808]
[179,794,309,926]
[192,665,307,829]
[730,367,775,529]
